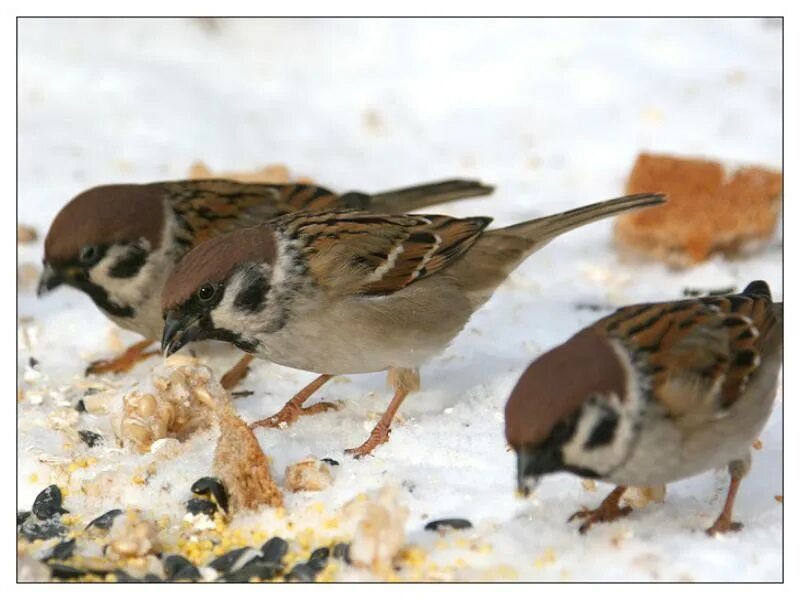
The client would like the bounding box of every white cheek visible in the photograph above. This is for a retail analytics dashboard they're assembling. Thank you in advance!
[562,394,634,474]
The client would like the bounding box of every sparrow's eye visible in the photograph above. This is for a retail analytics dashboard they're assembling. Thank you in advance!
[197,283,216,302]
[79,245,99,265]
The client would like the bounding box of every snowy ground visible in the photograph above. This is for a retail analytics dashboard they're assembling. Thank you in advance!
[18,18,782,581]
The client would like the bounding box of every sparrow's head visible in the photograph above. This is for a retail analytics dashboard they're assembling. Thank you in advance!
[39,184,166,314]
[505,330,635,496]
[160,226,281,356]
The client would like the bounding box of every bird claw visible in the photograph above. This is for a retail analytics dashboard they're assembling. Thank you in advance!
[706,518,743,536]
[84,341,158,376]
[344,424,391,459]
[568,502,632,534]
[250,401,339,430]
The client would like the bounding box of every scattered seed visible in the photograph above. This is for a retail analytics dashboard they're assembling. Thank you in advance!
[186,498,217,516]
[230,390,254,398]
[86,509,123,531]
[260,536,289,564]
[309,546,330,562]
[20,517,67,541]
[163,554,201,581]
[424,518,473,532]
[682,287,736,298]
[575,302,615,312]
[306,557,327,573]
[225,559,281,582]
[321,458,339,466]
[286,563,316,582]
[191,476,229,513]
[331,542,351,563]
[46,538,76,562]
[28,357,39,368]
[75,399,87,413]
[78,430,104,448]
[208,547,251,574]
[49,563,88,580]
[32,485,64,520]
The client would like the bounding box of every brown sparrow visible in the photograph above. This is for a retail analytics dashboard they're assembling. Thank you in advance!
[160,192,664,456]
[37,177,493,386]
[506,281,783,535]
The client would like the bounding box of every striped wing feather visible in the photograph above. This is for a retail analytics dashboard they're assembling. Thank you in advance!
[595,282,777,418]
[279,211,493,296]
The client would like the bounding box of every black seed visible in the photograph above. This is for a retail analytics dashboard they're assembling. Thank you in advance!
[306,557,327,573]
[143,574,164,582]
[260,536,289,564]
[75,399,87,413]
[86,509,123,531]
[163,554,198,580]
[331,542,351,563]
[424,518,473,532]
[46,538,76,561]
[112,569,141,582]
[186,498,217,516]
[231,390,254,398]
[321,458,339,466]
[78,430,104,448]
[49,563,88,579]
[309,547,330,562]
[20,517,67,541]
[172,565,202,582]
[286,563,316,582]
[191,477,229,513]
[29,357,39,368]
[208,547,251,574]
[17,510,31,526]
[32,485,63,520]
[224,559,280,582]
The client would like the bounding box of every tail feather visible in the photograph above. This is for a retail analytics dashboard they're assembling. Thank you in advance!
[357,179,494,213]
[450,193,665,309]
[496,193,666,243]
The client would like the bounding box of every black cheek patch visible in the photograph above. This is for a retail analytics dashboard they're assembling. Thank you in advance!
[234,274,268,313]
[584,410,619,450]
[109,245,149,279]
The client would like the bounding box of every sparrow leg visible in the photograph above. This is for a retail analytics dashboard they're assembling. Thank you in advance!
[220,354,255,390]
[568,486,632,534]
[344,367,420,459]
[85,339,159,376]
[706,457,749,536]
[250,374,336,429]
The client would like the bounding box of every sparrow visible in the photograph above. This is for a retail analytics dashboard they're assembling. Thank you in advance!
[506,280,783,535]
[159,192,665,456]
[36,177,493,387]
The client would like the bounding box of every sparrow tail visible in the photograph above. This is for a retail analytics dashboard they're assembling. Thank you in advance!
[365,179,494,213]
[495,193,666,250]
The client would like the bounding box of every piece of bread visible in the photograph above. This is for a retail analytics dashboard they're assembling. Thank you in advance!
[615,153,782,267]
[213,402,283,512]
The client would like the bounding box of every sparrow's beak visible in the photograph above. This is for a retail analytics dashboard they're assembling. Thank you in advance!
[516,451,541,497]
[37,263,64,297]
[161,310,204,357]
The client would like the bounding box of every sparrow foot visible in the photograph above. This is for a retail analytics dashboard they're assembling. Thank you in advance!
[85,340,159,376]
[345,423,391,459]
[220,354,255,390]
[568,486,632,534]
[705,517,743,536]
[706,475,744,536]
[250,401,340,429]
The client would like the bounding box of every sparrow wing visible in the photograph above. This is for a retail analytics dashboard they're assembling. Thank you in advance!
[276,211,493,296]
[164,179,342,245]
[596,281,779,419]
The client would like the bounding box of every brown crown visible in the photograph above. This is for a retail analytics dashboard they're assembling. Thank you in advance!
[44,184,166,263]
[161,226,277,311]
[504,329,627,449]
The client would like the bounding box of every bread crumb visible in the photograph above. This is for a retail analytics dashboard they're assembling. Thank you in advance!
[17,263,40,292]
[622,485,666,509]
[18,224,38,244]
[213,402,283,512]
[348,485,409,573]
[752,439,763,450]
[581,479,597,492]
[775,495,783,503]
[285,458,334,492]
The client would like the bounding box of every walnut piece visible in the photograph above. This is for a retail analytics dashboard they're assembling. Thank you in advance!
[285,458,334,492]
[106,511,159,560]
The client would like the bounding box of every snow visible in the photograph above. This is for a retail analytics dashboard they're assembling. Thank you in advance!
[18,18,782,581]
